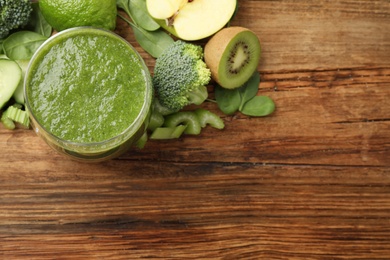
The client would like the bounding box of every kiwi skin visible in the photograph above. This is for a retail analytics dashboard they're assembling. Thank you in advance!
[204,26,261,89]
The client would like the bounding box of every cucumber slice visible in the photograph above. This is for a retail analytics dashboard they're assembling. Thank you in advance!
[13,60,30,105]
[0,59,22,109]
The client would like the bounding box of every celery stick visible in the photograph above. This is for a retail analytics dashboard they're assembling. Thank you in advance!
[1,111,15,130]
[2,105,30,129]
[194,108,225,130]
[150,125,187,139]
[135,132,148,149]
[163,111,201,135]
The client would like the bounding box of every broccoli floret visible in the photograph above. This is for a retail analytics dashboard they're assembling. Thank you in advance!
[0,0,33,39]
[152,40,211,111]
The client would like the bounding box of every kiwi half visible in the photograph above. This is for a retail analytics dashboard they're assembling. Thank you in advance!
[204,27,261,89]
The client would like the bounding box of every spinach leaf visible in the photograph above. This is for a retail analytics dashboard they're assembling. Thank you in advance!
[241,95,275,117]
[27,3,52,37]
[129,0,160,31]
[131,24,174,58]
[239,71,260,110]
[118,13,173,58]
[3,31,47,60]
[215,84,241,115]
[117,0,160,31]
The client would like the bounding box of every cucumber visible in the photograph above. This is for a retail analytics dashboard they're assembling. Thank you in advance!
[0,59,22,109]
[13,60,30,105]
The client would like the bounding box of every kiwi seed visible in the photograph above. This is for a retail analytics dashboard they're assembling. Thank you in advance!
[204,27,261,89]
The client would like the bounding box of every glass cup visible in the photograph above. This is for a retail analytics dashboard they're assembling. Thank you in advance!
[24,27,153,162]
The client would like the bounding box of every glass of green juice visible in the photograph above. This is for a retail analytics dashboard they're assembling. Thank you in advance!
[24,27,153,162]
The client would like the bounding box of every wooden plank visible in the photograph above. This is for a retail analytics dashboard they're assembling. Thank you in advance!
[1,163,389,258]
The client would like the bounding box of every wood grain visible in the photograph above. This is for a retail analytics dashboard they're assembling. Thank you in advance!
[1,0,390,259]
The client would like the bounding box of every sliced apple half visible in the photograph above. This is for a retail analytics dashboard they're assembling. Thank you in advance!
[146,0,237,41]
[146,0,187,20]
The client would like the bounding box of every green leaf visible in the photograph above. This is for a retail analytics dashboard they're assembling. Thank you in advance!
[239,71,260,111]
[241,96,276,117]
[129,0,160,31]
[215,84,241,115]
[3,31,47,60]
[130,24,174,58]
[116,0,130,11]
[27,3,52,37]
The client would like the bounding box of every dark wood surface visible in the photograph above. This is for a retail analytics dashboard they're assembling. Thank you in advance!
[1,0,390,259]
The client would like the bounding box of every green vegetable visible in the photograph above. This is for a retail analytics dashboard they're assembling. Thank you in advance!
[13,59,29,104]
[117,13,173,58]
[215,71,276,117]
[194,108,225,130]
[2,31,47,60]
[117,0,173,58]
[0,59,22,109]
[215,84,240,115]
[148,108,165,132]
[153,40,211,111]
[26,3,52,37]
[0,0,33,39]
[117,0,160,31]
[164,111,201,135]
[135,132,148,149]
[153,98,176,116]
[150,125,187,140]
[241,95,275,117]
[1,111,15,129]
[1,104,30,129]
[239,71,260,110]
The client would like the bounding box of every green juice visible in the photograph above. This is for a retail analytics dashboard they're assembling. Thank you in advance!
[25,28,153,161]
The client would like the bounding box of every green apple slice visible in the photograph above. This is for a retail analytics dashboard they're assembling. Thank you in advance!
[148,0,237,41]
[146,0,187,20]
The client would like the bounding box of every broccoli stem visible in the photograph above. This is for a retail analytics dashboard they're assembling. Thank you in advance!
[153,98,177,116]
[194,108,225,130]
[164,111,201,135]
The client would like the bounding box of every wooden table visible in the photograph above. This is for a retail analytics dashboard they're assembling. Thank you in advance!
[1,0,390,259]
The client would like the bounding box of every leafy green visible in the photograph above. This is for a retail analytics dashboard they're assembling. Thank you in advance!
[117,0,159,31]
[27,3,52,37]
[215,84,241,115]
[241,96,275,117]
[128,0,160,31]
[239,72,260,110]
[3,31,47,60]
[130,23,174,58]
[117,13,173,58]
[215,71,276,117]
